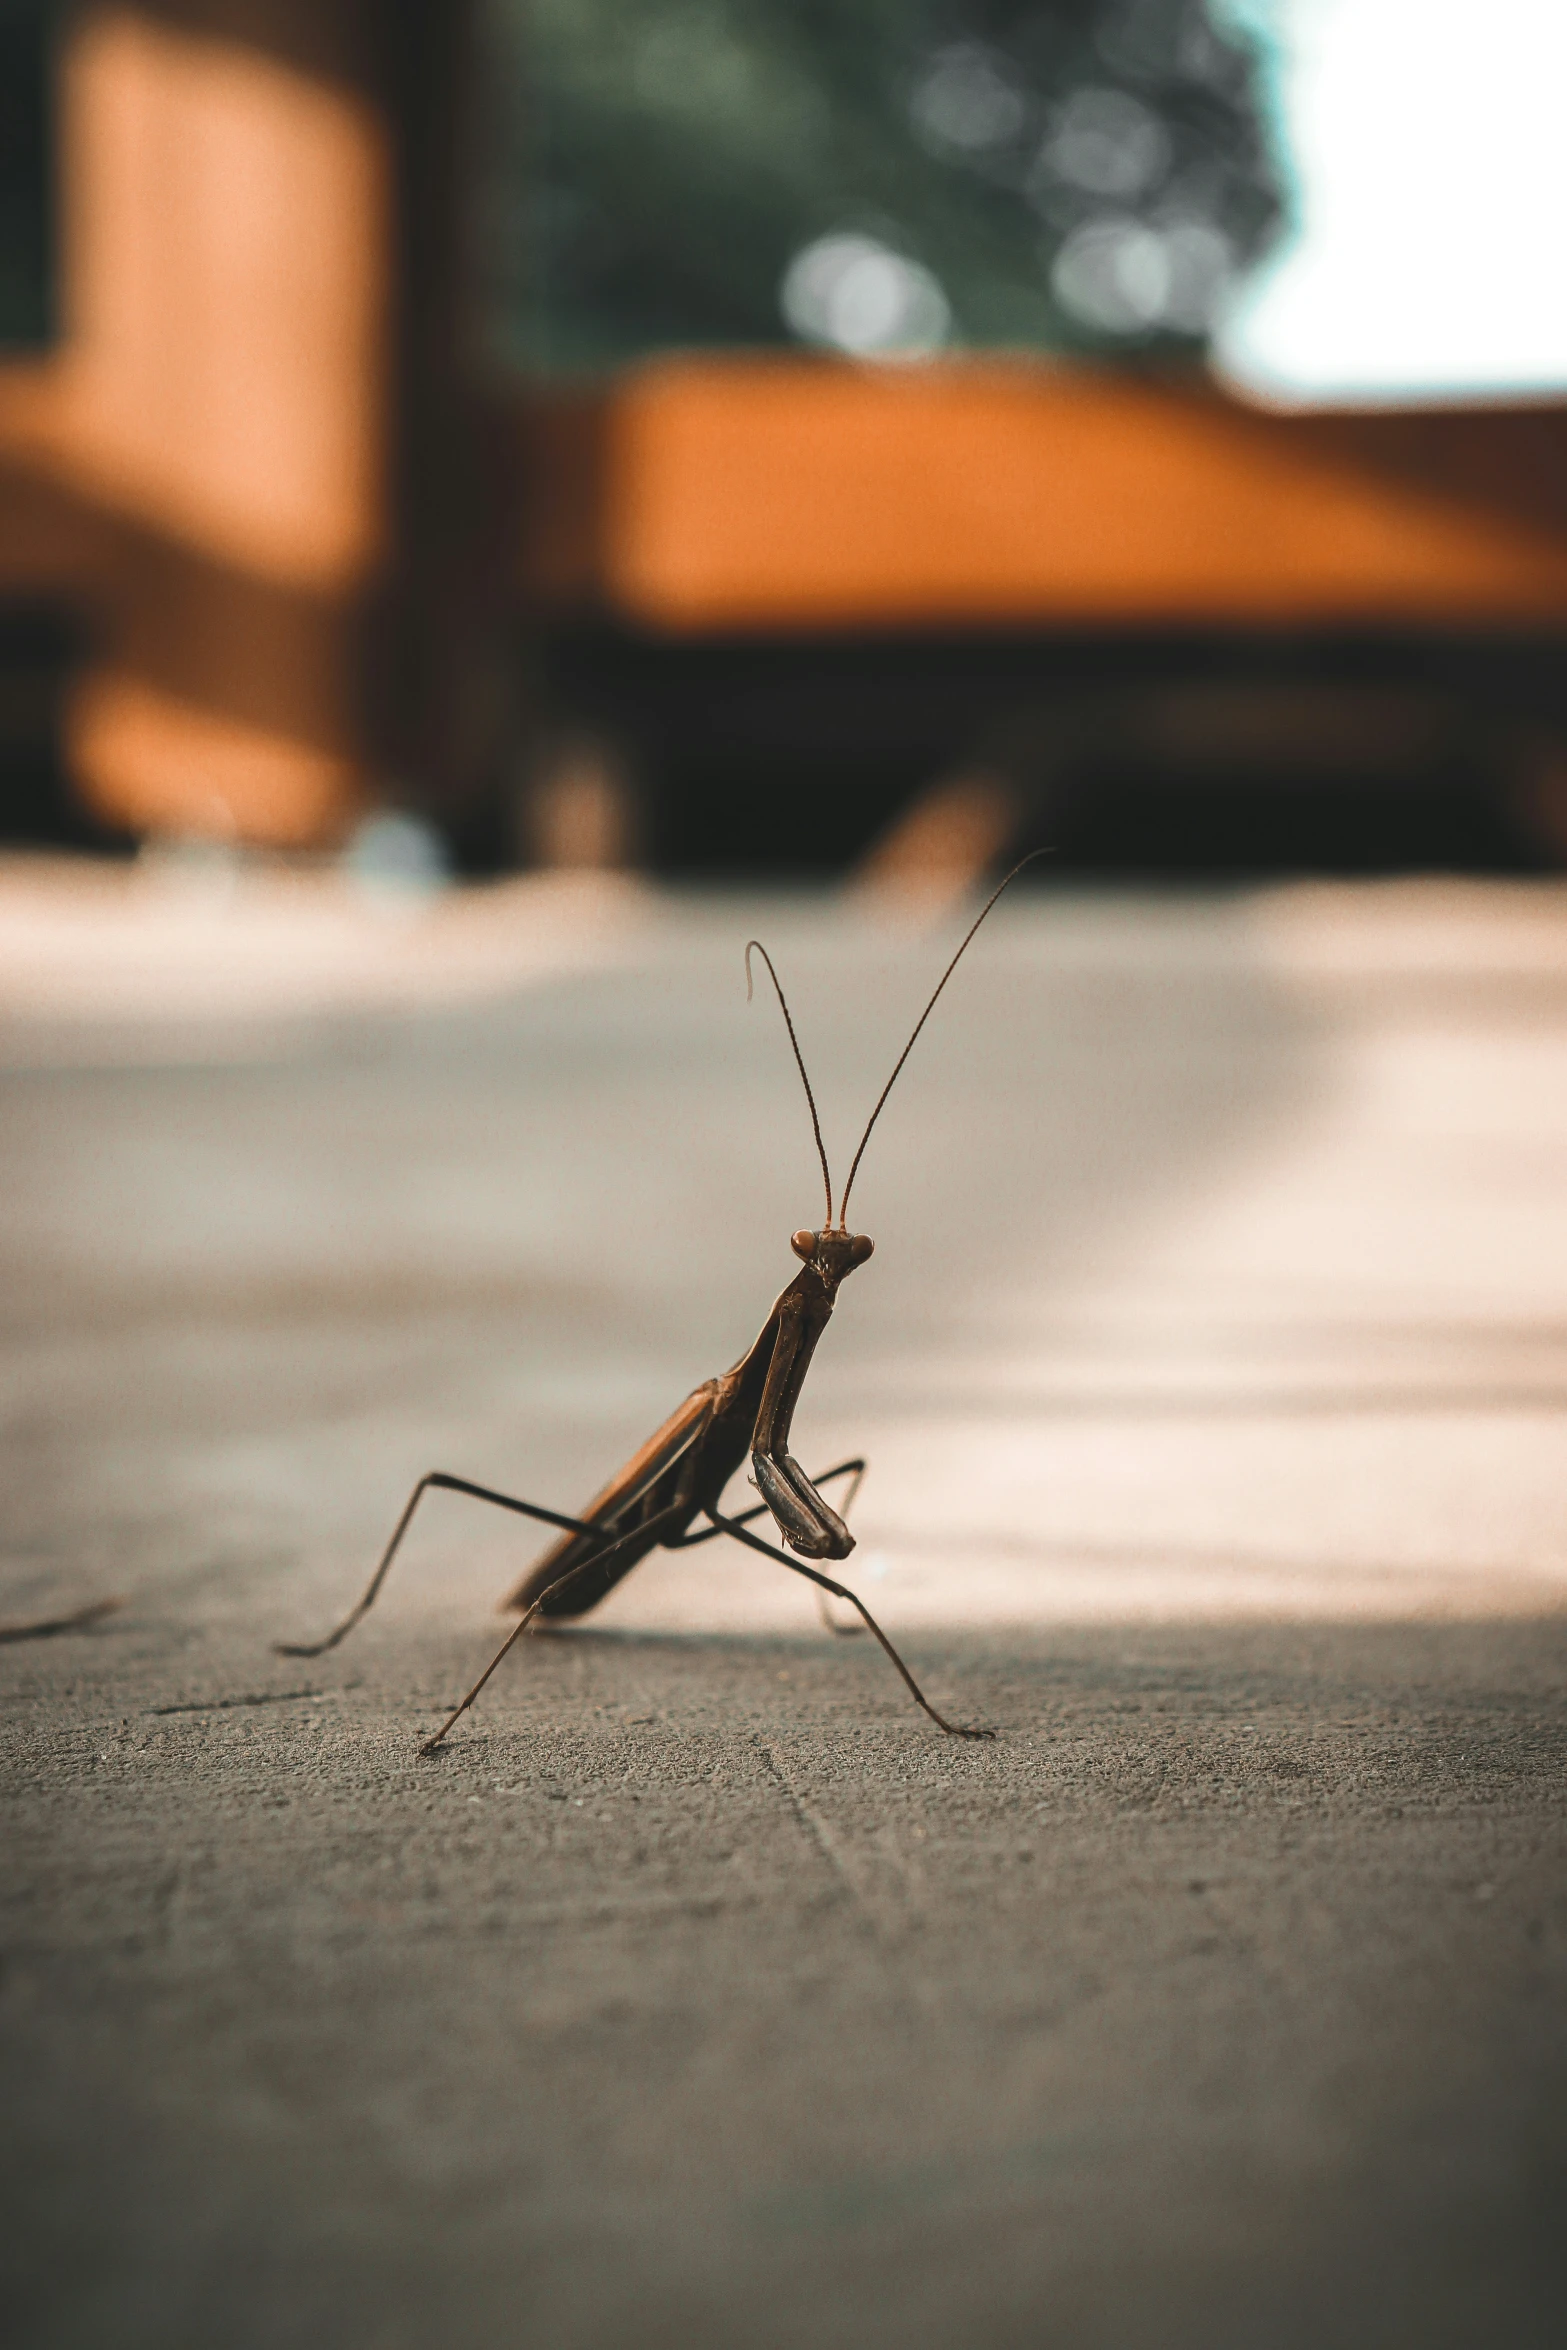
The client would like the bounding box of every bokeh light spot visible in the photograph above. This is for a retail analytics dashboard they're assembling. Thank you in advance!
[780,233,951,359]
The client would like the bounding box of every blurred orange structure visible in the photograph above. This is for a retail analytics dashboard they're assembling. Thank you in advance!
[2,6,1566,852]
[0,0,477,848]
[519,360,1567,633]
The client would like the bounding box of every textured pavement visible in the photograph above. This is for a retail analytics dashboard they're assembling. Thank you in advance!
[2,874,1565,2349]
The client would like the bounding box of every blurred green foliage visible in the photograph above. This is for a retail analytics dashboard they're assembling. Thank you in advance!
[480,0,1282,371]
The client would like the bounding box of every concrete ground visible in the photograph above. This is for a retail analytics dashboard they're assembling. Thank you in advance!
[2,867,1565,2349]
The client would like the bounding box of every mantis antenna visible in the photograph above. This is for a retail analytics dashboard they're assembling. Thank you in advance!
[746,939,834,1228]
[837,849,1051,1228]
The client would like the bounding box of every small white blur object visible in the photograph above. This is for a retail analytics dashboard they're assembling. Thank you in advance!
[909,42,1030,157]
[781,233,951,359]
[343,812,451,906]
[1037,86,1171,202]
[1052,213,1234,335]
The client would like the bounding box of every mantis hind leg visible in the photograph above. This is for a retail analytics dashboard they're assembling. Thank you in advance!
[0,1596,122,1644]
[275,1473,601,1658]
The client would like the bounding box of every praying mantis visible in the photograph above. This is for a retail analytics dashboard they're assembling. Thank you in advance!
[278,855,1044,1750]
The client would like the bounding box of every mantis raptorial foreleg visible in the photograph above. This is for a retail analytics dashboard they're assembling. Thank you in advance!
[665,1456,865,1549]
[668,1456,868,1634]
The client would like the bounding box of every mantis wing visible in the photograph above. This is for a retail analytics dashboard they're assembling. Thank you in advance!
[504,1381,718,1619]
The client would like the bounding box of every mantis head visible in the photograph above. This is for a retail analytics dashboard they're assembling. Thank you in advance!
[790,1226,874,1297]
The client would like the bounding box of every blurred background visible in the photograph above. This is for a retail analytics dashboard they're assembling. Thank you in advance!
[1,0,1565,891]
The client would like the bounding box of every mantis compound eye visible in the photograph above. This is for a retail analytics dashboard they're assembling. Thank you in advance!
[791,1230,816,1259]
[848,1234,874,1264]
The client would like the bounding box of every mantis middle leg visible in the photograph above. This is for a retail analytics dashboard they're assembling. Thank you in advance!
[705,1505,993,1741]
